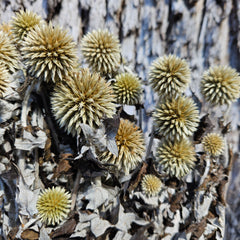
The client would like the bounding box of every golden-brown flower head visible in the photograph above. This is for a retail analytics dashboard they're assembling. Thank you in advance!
[201,66,240,105]
[153,96,199,140]
[21,22,78,83]
[0,65,9,96]
[0,22,12,36]
[149,55,191,98]
[202,133,224,156]
[11,10,42,43]
[36,186,71,225]
[51,68,116,136]
[113,72,142,105]
[157,138,196,178]
[81,29,121,75]
[141,174,162,197]
[99,119,145,174]
[0,31,19,73]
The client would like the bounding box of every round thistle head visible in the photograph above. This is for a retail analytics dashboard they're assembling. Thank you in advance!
[99,119,145,174]
[149,54,191,98]
[201,66,240,105]
[21,22,78,83]
[157,138,196,178]
[0,22,12,36]
[141,174,162,197]
[11,10,42,43]
[51,68,116,136]
[0,65,9,96]
[36,186,71,225]
[202,133,224,156]
[0,31,19,73]
[81,29,121,75]
[153,96,199,140]
[113,72,142,105]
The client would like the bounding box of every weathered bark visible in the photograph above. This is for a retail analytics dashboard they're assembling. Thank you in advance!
[0,0,240,239]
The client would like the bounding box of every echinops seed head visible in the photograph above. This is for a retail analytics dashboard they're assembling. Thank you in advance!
[141,174,162,197]
[51,68,116,136]
[202,133,224,156]
[0,31,19,73]
[99,119,145,174]
[113,72,142,105]
[201,65,240,105]
[36,186,71,225]
[81,29,121,75]
[11,10,42,44]
[21,22,78,83]
[157,138,196,178]
[149,54,191,98]
[0,65,9,96]
[153,95,199,141]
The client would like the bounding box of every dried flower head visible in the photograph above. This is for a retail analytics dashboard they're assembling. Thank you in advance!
[0,65,9,96]
[113,72,142,105]
[21,22,78,83]
[99,119,145,174]
[51,68,116,136]
[202,133,224,156]
[81,29,121,75]
[153,96,199,140]
[0,22,12,36]
[11,10,42,43]
[141,174,162,197]
[36,186,71,225]
[149,54,191,98]
[157,138,196,178]
[201,66,240,105]
[0,31,18,73]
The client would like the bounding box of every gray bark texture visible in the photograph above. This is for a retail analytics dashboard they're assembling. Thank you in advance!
[0,0,240,239]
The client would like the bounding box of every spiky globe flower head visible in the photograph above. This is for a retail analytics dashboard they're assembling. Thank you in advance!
[0,31,18,73]
[99,119,145,174]
[81,29,121,75]
[11,10,42,44]
[202,133,224,156]
[113,72,142,105]
[141,174,162,197]
[149,54,191,98]
[51,68,116,136]
[201,65,240,105]
[0,22,12,36]
[157,138,196,178]
[36,186,71,225]
[0,65,9,97]
[153,96,199,141]
[21,22,78,83]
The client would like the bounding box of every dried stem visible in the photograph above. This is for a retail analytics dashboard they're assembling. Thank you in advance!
[145,125,155,160]
[71,169,81,211]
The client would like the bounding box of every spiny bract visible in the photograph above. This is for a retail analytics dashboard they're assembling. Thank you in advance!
[21,22,78,83]
[0,65,9,96]
[11,10,42,43]
[99,119,145,174]
[0,31,19,73]
[202,133,224,156]
[153,95,199,140]
[141,174,162,197]
[157,138,196,178]
[0,22,12,36]
[36,186,71,225]
[81,29,121,75]
[113,72,142,105]
[51,68,116,136]
[149,54,191,98]
[201,65,240,105]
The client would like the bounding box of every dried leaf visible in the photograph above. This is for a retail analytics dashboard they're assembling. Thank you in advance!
[52,158,71,179]
[21,229,39,240]
[91,216,111,237]
[15,129,47,151]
